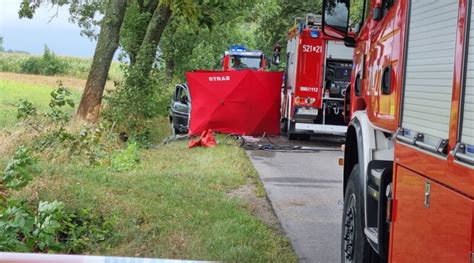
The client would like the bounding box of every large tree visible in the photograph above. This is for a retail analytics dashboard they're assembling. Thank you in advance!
[76,0,128,122]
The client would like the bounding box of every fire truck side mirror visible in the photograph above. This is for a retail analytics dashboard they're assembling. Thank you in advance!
[322,0,350,40]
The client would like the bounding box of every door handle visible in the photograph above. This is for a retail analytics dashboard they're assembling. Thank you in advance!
[424,181,431,208]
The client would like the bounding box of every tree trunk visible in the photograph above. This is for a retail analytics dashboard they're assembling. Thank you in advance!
[76,0,127,123]
[124,0,160,67]
[134,3,172,77]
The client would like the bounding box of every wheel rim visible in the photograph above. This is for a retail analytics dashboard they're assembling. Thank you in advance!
[343,194,356,263]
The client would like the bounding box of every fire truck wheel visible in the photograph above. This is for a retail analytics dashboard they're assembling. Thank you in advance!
[281,119,288,133]
[299,134,311,141]
[341,165,379,263]
[287,122,298,140]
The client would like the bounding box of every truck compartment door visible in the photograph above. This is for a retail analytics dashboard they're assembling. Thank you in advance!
[390,166,472,263]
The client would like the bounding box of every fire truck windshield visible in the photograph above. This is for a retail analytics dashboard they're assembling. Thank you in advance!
[231,56,262,70]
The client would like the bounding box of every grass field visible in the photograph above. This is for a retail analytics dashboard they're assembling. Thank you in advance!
[0,52,123,81]
[0,77,82,129]
[0,73,297,262]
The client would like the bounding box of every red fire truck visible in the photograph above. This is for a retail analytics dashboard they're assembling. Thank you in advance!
[222,45,267,71]
[322,0,474,262]
[281,14,354,140]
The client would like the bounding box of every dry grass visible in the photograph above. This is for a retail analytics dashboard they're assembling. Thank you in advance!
[0,72,116,92]
[0,125,39,157]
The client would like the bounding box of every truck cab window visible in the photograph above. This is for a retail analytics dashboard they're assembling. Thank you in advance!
[350,0,369,33]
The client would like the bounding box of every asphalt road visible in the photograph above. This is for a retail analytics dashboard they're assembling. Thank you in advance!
[246,136,344,263]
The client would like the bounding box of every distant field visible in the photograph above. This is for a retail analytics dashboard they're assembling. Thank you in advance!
[0,77,82,129]
[0,72,115,91]
[0,52,123,81]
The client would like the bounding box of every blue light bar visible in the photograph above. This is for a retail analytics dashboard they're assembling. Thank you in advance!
[310,30,320,38]
[230,45,247,52]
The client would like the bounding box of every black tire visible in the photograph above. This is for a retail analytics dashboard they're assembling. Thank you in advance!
[287,121,298,140]
[281,118,288,133]
[299,134,311,141]
[341,164,379,263]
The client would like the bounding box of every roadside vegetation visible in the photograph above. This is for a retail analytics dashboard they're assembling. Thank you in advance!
[0,0,325,261]
[0,77,297,261]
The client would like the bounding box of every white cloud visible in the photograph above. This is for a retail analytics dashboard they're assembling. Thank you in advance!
[0,0,77,33]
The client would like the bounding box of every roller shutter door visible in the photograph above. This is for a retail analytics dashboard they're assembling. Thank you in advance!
[402,0,458,140]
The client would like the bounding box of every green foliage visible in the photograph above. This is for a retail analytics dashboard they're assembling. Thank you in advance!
[69,123,118,165]
[0,136,111,254]
[111,142,140,172]
[2,146,39,190]
[255,0,322,62]
[47,83,75,123]
[0,204,32,252]
[33,200,66,251]
[20,46,69,76]
[350,0,367,27]
[16,99,37,120]
[0,52,122,81]
[0,200,111,253]
[0,79,80,130]
[103,66,170,136]
[61,208,112,252]
[34,127,75,152]
[159,1,259,78]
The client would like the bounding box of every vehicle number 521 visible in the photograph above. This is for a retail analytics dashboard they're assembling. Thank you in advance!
[302,45,322,53]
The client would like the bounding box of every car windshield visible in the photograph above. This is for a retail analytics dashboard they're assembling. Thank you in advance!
[232,56,262,70]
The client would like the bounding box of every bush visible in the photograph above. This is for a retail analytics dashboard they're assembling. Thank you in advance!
[2,146,40,190]
[111,141,140,172]
[16,99,37,120]
[20,46,69,76]
[0,145,112,253]
[103,67,175,145]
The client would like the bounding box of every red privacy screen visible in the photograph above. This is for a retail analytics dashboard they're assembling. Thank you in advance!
[186,70,283,136]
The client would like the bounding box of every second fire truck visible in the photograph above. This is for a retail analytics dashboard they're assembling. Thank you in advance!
[281,14,354,140]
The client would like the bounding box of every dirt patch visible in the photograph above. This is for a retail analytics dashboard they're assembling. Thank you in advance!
[228,182,280,229]
[0,72,115,91]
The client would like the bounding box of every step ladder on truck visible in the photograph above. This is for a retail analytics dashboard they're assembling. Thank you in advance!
[322,0,474,262]
[281,14,354,140]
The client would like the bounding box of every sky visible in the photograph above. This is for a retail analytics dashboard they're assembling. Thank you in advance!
[0,0,98,57]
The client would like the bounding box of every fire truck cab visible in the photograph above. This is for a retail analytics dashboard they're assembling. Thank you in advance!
[222,45,267,71]
[281,14,354,140]
[322,0,474,262]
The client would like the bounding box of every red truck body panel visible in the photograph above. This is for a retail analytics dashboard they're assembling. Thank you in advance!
[390,165,473,263]
[293,29,326,109]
